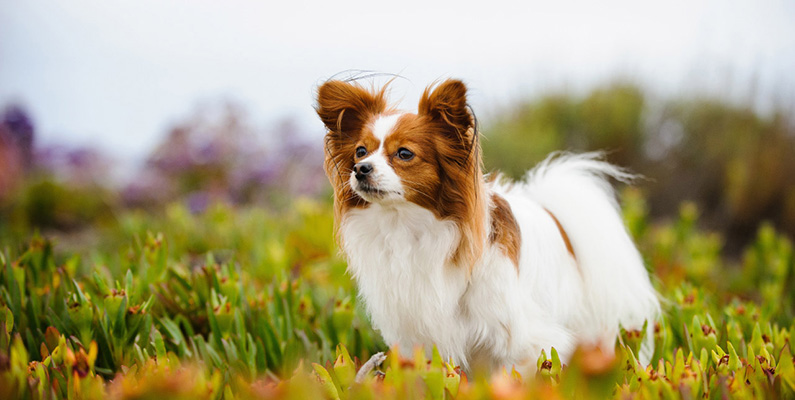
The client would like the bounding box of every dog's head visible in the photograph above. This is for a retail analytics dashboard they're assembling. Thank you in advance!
[316,78,486,267]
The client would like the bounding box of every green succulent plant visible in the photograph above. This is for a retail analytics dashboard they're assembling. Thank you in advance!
[1,197,794,399]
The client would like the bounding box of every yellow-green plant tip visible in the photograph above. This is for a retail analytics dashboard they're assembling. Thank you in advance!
[550,347,562,375]
[313,363,341,400]
[537,348,547,370]
[333,352,356,390]
[727,342,742,370]
[431,345,443,369]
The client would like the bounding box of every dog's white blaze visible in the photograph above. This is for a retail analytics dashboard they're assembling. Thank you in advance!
[350,113,406,201]
[371,113,402,142]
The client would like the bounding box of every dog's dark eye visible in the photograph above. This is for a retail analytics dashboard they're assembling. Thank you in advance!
[355,146,367,158]
[397,148,414,161]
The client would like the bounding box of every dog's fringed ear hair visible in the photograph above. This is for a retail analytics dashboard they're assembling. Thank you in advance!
[418,79,475,144]
[419,79,485,272]
[316,80,388,136]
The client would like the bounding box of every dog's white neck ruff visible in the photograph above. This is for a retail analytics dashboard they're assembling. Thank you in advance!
[340,202,471,363]
[339,197,578,373]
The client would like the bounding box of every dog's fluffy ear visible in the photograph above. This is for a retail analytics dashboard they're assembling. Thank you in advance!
[418,79,474,143]
[316,80,388,136]
[419,79,484,271]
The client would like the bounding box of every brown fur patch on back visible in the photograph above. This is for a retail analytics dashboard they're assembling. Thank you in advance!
[489,193,521,270]
[544,209,576,259]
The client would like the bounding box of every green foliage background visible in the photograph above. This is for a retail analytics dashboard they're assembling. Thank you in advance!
[482,84,795,249]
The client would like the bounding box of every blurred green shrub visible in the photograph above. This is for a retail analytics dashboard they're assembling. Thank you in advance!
[482,84,646,177]
[482,83,795,247]
[0,177,116,246]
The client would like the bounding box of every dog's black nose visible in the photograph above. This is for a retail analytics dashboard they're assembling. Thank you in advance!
[354,162,373,181]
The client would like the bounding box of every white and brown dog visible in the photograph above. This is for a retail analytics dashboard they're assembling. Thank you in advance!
[316,78,659,373]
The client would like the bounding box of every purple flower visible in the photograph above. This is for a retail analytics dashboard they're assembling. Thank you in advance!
[186,191,211,214]
[1,105,35,168]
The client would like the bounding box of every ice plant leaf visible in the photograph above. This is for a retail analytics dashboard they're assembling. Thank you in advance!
[777,344,795,393]
[333,344,356,389]
[313,363,341,400]
[727,342,742,371]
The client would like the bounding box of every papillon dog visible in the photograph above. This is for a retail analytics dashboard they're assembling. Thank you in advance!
[315,78,659,373]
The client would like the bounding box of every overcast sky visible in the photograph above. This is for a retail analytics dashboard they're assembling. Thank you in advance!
[1,0,794,171]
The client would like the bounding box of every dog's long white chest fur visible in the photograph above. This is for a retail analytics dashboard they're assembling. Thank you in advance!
[340,202,472,364]
[340,193,580,372]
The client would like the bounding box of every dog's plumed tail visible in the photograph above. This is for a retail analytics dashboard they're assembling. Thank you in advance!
[522,152,660,363]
